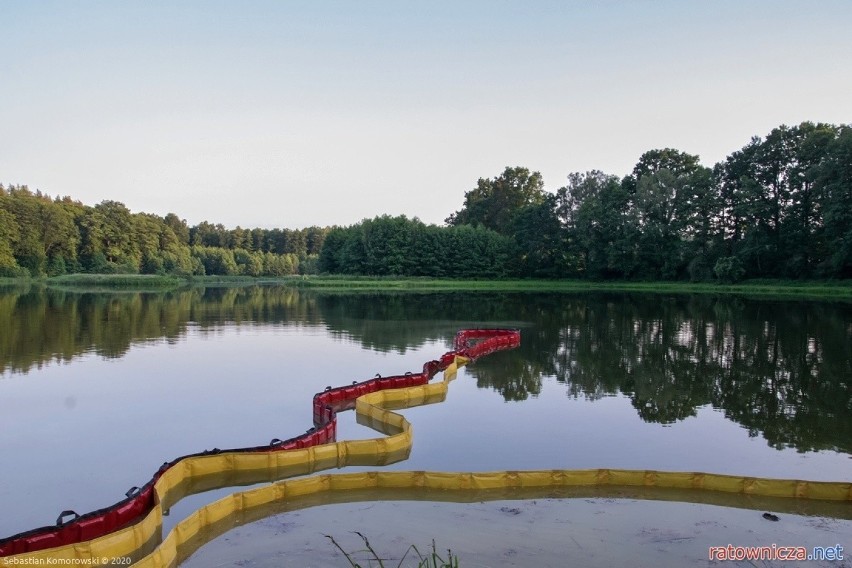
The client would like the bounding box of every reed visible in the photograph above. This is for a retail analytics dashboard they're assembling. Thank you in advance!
[46,273,185,288]
[325,533,460,568]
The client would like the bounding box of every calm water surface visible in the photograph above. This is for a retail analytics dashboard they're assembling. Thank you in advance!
[0,285,850,550]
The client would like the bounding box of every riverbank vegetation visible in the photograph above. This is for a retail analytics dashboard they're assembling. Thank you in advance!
[0,189,326,278]
[2,274,849,300]
[285,276,852,298]
[325,533,459,568]
[2,121,850,282]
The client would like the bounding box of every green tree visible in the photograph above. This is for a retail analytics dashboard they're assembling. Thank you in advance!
[266,228,286,254]
[318,228,346,274]
[134,213,165,274]
[716,122,845,279]
[233,248,263,276]
[446,166,546,234]
[782,122,839,276]
[337,225,367,274]
[284,229,307,256]
[632,148,702,179]
[410,224,446,277]
[191,246,238,275]
[564,172,636,279]
[250,228,267,252]
[263,252,298,276]
[713,256,745,283]
[679,166,719,280]
[79,201,139,272]
[231,226,251,250]
[38,198,79,275]
[162,247,199,276]
[4,186,48,275]
[0,197,23,276]
[628,149,703,279]
[816,125,852,277]
[360,215,417,275]
[190,222,230,248]
[443,224,504,277]
[634,169,684,279]
[316,217,510,277]
[305,226,328,256]
[510,195,567,277]
[164,213,190,245]
[299,254,319,275]
[716,145,748,254]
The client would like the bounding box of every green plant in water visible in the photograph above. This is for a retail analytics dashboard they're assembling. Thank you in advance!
[325,532,459,568]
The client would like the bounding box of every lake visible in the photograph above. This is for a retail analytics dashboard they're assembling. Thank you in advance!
[0,285,850,566]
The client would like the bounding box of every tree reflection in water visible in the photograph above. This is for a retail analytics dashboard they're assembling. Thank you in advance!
[0,285,849,453]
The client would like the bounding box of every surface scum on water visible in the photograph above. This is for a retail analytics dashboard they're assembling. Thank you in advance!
[0,285,849,566]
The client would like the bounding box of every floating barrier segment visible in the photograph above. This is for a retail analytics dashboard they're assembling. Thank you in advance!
[0,329,519,562]
[0,356,474,565]
[134,469,852,568]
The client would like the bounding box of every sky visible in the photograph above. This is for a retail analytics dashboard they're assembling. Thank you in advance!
[1,1,850,229]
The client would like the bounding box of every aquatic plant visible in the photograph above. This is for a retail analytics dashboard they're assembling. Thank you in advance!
[325,533,459,568]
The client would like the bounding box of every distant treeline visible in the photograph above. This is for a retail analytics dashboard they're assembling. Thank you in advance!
[2,121,850,281]
[319,218,511,277]
[0,189,328,277]
[324,121,850,281]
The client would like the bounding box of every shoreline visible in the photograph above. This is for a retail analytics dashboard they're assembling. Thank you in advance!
[1,273,851,299]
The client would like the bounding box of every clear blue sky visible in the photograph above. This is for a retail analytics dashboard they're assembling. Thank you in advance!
[2,1,850,229]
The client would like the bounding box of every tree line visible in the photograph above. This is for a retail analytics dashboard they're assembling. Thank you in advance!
[322,121,851,280]
[2,120,849,281]
[318,216,511,277]
[0,188,328,277]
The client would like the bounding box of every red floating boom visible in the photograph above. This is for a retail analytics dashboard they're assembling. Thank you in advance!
[0,328,520,557]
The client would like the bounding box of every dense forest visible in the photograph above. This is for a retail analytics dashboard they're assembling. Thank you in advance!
[2,121,850,280]
[0,189,328,277]
[323,121,852,280]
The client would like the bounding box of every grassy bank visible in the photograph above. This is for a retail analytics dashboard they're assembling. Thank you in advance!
[2,274,850,299]
[283,275,852,299]
[46,274,187,289]
[44,273,277,288]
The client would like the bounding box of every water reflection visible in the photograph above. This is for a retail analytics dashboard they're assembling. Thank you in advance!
[0,286,322,372]
[469,294,852,454]
[0,286,849,454]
